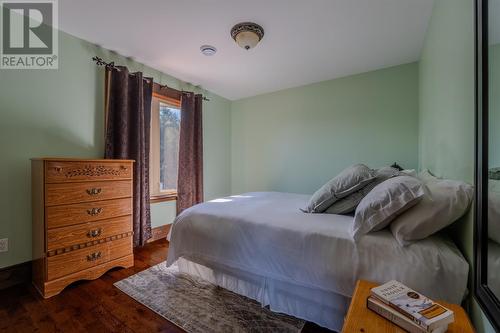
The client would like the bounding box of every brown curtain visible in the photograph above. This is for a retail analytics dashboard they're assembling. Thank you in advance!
[177,92,204,214]
[104,66,153,246]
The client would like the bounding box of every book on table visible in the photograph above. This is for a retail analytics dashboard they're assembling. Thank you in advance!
[369,280,454,332]
[367,296,448,333]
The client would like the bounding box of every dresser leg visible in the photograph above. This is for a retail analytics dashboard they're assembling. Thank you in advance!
[37,255,134,298]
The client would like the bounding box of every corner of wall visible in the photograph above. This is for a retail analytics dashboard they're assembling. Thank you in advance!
[416,0,495,331]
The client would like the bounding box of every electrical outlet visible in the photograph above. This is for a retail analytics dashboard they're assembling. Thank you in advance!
[0,238,8,252]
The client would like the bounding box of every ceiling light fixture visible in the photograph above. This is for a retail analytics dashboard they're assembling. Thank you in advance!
[200,45,217,56]
[230,22,264,50]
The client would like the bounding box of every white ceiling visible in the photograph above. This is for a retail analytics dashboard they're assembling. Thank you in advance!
[59,0,435,100]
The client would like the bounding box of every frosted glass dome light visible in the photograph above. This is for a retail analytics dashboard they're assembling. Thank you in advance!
[231,22,264,50]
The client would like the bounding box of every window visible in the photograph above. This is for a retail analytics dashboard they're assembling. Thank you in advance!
[150,93,181,202]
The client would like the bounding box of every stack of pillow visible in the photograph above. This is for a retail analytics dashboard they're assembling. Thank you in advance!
[302,164,474,246]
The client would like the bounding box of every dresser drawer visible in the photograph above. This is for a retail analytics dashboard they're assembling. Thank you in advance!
[47,236,132,280]
[45,180,132,206]
[46,198,132,229]
[47,215,132,251]
[45,161,132,183]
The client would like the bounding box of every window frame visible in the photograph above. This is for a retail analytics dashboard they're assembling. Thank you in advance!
[150,92,181,203]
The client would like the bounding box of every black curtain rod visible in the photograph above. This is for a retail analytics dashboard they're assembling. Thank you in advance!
[157,83,210,101]
[92,56,210,101]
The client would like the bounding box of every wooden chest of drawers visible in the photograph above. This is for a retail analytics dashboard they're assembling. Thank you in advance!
[31,158,134,298]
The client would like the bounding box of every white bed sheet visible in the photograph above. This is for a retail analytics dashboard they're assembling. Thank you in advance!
[176,257,350,331]
[166,192,469,323]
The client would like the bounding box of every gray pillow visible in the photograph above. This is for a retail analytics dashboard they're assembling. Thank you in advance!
[325,166,402,214]
[351,176,425,241]
[390,174,473,246]
[303,164,376,213]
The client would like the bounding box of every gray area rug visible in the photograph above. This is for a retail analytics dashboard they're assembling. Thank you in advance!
[114,262,305,333]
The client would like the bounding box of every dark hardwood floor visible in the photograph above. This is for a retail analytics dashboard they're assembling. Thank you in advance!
[0,239,333,333]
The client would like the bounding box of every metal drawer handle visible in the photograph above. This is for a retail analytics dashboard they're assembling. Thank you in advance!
[86,252,102,262]
[86,188,102,196]
[87,228,102,238]
[86,207,103,216]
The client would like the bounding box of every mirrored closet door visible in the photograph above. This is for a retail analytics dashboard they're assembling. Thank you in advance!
[475,0,500,330]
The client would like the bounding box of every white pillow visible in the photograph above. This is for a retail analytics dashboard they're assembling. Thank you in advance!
[488,180,500,244]
[351,176,425,241]
[418,169,438,183]
[390,174,474,246]
[401,169,417,177]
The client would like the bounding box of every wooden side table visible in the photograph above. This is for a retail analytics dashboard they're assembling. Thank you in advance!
[342,280,475,333]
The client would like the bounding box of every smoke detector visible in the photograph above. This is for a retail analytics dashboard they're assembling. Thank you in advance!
[200,45,217,56]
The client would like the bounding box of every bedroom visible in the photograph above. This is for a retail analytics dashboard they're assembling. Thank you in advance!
[0,0,499,332]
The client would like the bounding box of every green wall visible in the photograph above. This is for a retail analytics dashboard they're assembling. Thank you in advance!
[0,30,232,268]
[231,62,419,194]
[418,0,495,332]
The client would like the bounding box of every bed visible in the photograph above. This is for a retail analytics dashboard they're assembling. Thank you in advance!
[166,192,469,331]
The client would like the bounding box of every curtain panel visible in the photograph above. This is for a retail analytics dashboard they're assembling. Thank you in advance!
[177,92,204,214]
[104,66,153,246]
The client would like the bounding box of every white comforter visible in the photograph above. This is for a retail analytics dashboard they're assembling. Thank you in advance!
[166,192,469,303]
